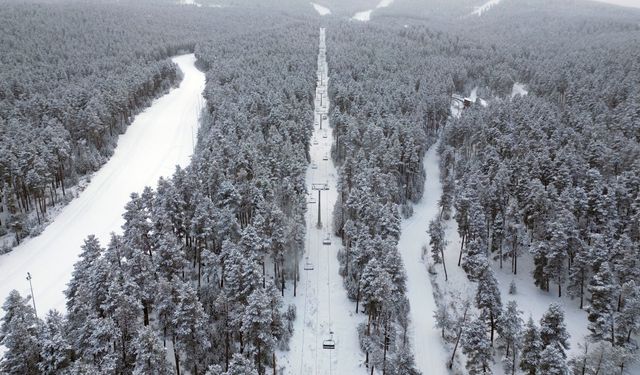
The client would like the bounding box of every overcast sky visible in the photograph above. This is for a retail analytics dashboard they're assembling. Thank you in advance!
[594,0,640,8]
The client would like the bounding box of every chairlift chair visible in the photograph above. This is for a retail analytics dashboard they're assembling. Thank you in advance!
[312,162,318,169]
[323,154,329,161]
[304,257,314,271]
[323,234,332,245]
[323,331,335,349]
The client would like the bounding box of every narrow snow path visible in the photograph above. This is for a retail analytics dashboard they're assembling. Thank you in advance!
[0,54,205,316]
[397,145,450,374]
[280,28,365,375]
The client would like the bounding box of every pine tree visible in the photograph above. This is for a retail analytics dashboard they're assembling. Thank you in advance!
[544,216,568,297]
[475,267,502,343]
[132,326,171,375]
[540,303,570,357]
[242,284,280,373]
[173,280,211,375]
[567,243,590,309]
[462,316,493,374]
[428,219,448,280]
[497,301,523,375]
[462,238,489,282]
[38,310,71,374]
[587,262,617,343]
[0,290,42,375]
[538,344,568,375]
[615,280,640,345]
[519,317,542,375]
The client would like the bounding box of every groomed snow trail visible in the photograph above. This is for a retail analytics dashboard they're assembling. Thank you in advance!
[279,28,364,375]
[397,145,449,374]
[0,54,205,316]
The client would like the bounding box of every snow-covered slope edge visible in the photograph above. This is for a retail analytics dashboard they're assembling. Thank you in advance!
[0,54,205,316]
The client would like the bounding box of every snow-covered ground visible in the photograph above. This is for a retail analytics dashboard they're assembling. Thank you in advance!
[279,28,365,375]
[311,2,331,16]
[351,0,394,22]
[468,86,488,107]
[0,54,205,317]
[511,82,528,98]
[181,0,202,7]
[470,0,503,16]
[397,144,449,374]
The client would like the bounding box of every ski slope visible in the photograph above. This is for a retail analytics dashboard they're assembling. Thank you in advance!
[0,54,205,317]
[397,145,449,374]
[311,2,331,16]
[279,28,365,375]
[352,0,394,21]
[471,0,502,16]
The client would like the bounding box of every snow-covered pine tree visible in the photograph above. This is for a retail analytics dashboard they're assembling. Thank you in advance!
[475,267,502,343]
[540,303,570,358]
[38,310,72,374]
[462,316,494,374]
[132,325,171,375]
[538,344,569,375]
[519,317,542,375]
[587,262,617,343]
[429,219,448,280]
[0,290,42,375]
[497,301,523,375]
[616,280,640,345]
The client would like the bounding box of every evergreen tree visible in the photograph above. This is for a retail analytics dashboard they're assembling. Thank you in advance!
[497,301,523,375]
[462,316,494,375]
[615,280,640,345]
[475,267,502,343]
[540,304,570,358]
[0,290,41,375]
[428,219,448,280]
[587,262,617,343]
[38,310,71,375]
[538,344,568,375]
[519,317,542,375]
[132,326,171,375]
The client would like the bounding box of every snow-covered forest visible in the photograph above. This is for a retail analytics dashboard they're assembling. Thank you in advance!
[1,0,639,374]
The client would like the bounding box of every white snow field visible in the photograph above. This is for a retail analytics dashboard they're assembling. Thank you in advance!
[397,144,450,374]
[0,54,205,317]
[311,2,331,16]
[471,0,503,16]
[279,28,365,375]
[352,0,395,21]
[511,82,528,98]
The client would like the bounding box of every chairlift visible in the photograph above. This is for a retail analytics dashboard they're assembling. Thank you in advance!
[323,154,329,161]
[304,257,314,271]
[322,133,327,139]
[308,196,316,204]
[323,331,335,350]
[323,234,332,245]
[313,139,319,145]
[312,162,318,169]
